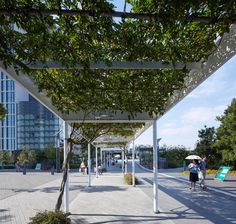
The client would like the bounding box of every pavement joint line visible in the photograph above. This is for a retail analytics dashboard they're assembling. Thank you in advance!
[159,173,236,198]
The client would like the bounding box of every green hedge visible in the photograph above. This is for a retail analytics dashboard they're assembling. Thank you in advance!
[124,173,139,185]
[29,210,71,224]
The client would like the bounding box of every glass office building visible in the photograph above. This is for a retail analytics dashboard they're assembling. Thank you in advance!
[17,95,60,150]
[0,70,60,151]
[0,71,16,150]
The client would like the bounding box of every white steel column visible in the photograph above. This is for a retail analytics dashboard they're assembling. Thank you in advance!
[96,146,98,178]
[153,120,158,213]
[122,149,124,173]
[63,121,69,212]
[104,151,106,168]
[88,143,91,187]
[125,148,128,174]
[132,137,135,187]
[100,148,103,167]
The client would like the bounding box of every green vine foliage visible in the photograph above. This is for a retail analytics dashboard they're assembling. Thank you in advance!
[72,123,144,144]
[0,1,235,117]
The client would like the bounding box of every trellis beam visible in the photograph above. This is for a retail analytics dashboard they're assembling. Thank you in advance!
[0,8,235,24]
[29,61,201,70]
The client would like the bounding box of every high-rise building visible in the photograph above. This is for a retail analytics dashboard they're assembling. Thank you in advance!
[0,71,16,150]
[16,94,60,150]
[0,70,60,151]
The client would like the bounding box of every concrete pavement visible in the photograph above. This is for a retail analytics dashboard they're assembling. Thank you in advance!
[1,161,235,224]
[134,163,236,224]
[70,170,173,224]
[0,171,88,224]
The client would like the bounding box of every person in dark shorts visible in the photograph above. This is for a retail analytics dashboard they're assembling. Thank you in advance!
[188,159,200,191]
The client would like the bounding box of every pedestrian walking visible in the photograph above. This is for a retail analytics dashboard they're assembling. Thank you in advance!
[98,162,102,175]
[199,157,207,189]
[15,161,20,172]
[80,161,86,174]
[188,159,200,191]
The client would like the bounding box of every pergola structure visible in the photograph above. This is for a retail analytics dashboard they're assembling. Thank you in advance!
[1,1,236,214]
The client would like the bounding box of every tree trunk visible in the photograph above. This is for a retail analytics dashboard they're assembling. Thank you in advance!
[55,139,73,211]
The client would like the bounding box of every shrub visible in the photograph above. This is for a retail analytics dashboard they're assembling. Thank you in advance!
[124,173,139,185]
[29,210,71,224]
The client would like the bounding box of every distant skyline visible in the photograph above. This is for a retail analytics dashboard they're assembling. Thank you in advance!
[135,55,236,150]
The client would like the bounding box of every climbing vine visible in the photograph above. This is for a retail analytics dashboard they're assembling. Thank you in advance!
[0,0,235,116]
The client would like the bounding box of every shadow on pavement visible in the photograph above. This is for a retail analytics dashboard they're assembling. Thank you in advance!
[80,186,126,193]
[71,213,167,224]
[1,184,83,194]
[0,209,13,223]
[224,179,236,182]
[158,178,236,224]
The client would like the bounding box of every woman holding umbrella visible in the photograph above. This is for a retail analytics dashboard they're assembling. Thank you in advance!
[186,155,201,191]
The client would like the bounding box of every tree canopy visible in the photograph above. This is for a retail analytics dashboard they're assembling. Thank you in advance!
[194,125,221,167]
[214,98,236,164]
[160,145,189,168]
[0,0,235,117]
[18,145,36,165]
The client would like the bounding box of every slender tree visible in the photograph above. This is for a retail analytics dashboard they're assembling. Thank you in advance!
[55,122,143,211]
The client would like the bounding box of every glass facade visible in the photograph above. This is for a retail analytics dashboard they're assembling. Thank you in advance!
[0,70,60,151]
[17,95,60,150]
[0,71,16,150]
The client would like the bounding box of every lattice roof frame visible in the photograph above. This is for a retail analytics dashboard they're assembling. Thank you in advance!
[1,25,236,147]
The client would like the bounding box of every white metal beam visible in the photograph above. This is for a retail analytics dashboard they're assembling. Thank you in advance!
[29,61,201,70]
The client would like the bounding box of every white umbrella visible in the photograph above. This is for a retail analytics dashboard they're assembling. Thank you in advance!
[185,155,202,160]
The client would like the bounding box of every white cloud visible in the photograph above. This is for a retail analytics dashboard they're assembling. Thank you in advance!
[160,125,195,136]
[187,77,228,99]
[182,105,226,124]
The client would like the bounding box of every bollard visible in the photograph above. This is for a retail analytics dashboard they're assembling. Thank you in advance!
[51,166,55,175]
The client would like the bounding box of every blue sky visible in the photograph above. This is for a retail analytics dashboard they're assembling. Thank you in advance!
[135,55,236,149]
[112,0,236,150]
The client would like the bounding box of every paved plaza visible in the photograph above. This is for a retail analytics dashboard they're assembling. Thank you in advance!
[0,162,236,224]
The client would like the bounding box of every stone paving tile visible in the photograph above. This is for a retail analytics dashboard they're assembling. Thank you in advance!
[70,164,174,224]
[0,172,88,224]
[1,164,235,224]
[0,172,62,200]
